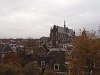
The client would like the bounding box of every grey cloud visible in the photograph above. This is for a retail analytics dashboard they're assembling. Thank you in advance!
[0,0,100,38]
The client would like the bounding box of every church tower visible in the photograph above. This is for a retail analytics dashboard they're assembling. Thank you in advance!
[64,20,66,28]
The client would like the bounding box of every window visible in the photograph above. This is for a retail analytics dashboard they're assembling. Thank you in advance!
[54,64,59,70]
[41,61,45,66]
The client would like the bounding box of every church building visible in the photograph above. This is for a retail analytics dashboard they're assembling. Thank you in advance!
[50,21,75,48]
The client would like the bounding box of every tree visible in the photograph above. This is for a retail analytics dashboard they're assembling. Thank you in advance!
[3,52,23,74]
[70,30,100,75]
[24,62,40,75]
[44,68,58,75]
[0,63,22,75]
[3,52,22,67]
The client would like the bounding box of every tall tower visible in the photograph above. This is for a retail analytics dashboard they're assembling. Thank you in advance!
[64,20,66,28]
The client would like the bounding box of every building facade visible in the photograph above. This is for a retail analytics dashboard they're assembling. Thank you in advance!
[50,21,75,48]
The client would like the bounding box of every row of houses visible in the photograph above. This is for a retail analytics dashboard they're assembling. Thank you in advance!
[0,23,75,75]
[0,39,74,75]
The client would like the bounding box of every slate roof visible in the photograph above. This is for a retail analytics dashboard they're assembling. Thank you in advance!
[48,50,67,57]
[48,48,69,56]
[42,44,50,52]
[48,50,68,72]
[58,26,66,33]
[54,25,75,36]
[69,29,75,36]
[2,43,14,53]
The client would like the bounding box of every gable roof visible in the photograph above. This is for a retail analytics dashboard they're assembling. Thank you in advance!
[69,29,75,36]
[48,50,67,72]
[2,43,14,53]
[53,25,75,36]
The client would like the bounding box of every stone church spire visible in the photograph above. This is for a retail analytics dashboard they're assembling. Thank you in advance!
[64,20,66,28]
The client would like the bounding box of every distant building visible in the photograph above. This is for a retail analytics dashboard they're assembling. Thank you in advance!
[50,21,75,48]
[0,43,17,62]
[40,36,50,43]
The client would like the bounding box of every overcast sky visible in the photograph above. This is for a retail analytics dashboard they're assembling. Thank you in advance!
[0,0,100,38]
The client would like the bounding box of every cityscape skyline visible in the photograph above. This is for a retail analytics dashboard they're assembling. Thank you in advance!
[0,0,100,38]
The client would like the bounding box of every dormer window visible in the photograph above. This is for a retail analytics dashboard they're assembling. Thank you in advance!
[41,61,45,66]
[54,64,59,70]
